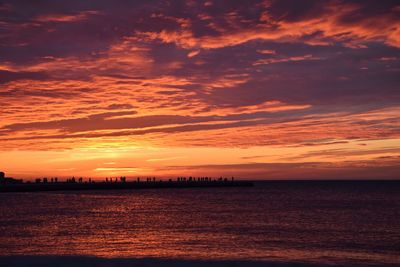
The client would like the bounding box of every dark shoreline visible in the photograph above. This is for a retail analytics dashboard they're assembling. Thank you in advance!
[0,180,253,193]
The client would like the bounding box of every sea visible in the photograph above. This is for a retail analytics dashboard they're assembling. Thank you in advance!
[0,181,399,267]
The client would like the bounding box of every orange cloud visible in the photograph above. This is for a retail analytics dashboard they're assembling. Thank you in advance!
[253,54,322,65]
[35,11,101,23]
[187,50,200,58]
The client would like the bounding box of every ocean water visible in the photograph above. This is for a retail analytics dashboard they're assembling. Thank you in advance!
[0,181,399,266]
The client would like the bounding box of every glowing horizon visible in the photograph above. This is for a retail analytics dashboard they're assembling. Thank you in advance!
[0,1,399,180]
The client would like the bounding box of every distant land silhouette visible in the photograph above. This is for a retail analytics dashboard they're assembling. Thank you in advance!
[0,171,23,184]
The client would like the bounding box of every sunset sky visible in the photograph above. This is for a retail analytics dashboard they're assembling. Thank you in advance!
[0,0,399,180]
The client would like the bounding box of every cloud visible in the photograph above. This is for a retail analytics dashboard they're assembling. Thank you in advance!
[0,106,312,136]
[257,49,276,55]
[0,70,48,84]
[139,1,400,49]
[163,160,400,179]
[253,54,323,65]
[107,103,135,110]
[35,10,102,23]
[0,0,399,179]
[94,167,143,173]
[187,50,200,58]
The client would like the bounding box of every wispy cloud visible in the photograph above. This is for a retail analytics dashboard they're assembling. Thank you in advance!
[35,11,102,23]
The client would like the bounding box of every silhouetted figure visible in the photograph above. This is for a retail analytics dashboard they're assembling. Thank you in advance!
[35,178,41,183]
[43,178,48,183]
[55,177,58,183]
[78,177,83,183]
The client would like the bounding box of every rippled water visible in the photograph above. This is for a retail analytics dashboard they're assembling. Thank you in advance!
[0,181,399,266]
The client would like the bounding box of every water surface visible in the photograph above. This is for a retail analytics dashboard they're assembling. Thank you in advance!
[0,181,399,266]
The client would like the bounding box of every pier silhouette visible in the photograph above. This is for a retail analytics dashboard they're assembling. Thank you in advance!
[0,171,252,193]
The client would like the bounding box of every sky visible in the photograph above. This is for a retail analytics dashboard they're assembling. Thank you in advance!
[0,0,399,180]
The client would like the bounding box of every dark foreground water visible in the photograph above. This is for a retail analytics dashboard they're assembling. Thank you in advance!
[0,181,399,267]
